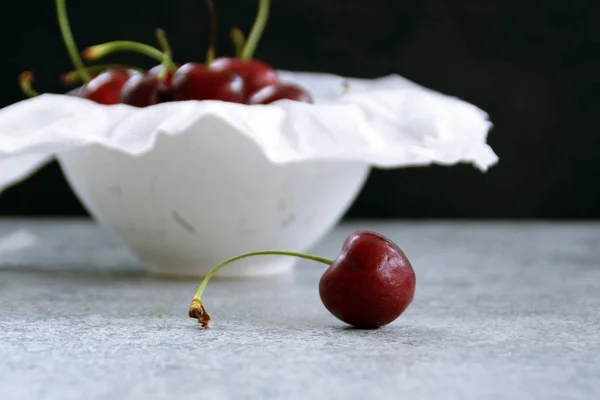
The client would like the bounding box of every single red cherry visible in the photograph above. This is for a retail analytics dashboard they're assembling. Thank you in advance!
[319,231,416,329]
[209,57,278,98]
[119,73,161,108]
[247,82,313,105]
[171,62,246,103]
[187,230,416,329]
[147,64,179,103]
[78,69,134,105]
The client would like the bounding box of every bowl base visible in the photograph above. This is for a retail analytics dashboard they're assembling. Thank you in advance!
[144,258,296,280]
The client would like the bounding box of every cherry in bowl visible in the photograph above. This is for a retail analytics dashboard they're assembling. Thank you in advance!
[171,62,246,103]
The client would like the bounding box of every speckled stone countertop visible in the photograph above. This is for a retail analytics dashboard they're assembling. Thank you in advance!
[1,219,599,400]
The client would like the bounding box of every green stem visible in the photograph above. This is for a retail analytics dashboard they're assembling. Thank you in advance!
[82,41,176,71]
[155,29,173,81]
[230,27,246,58]
[60,64,143,85]
[56,0,90,83]
[204,0,217,65]
[192,250,333,302]
[155,29,172,59]
[189,249,333,328]
[18,71,40,98]
[240,0,270,60]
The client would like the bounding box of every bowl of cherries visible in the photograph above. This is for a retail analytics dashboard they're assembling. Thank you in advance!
[12,0,494,279]
[15,0,373,278]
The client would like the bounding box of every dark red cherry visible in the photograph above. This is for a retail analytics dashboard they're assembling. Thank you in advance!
[319,231,416,329]
[156,84,174,103]
[247,82,313,105]
[147,64,179,103]
[187,230,416,329]
[119,73,161,108]
[78,69,134,105]
[209,57,278,98]
[171,62,246,103]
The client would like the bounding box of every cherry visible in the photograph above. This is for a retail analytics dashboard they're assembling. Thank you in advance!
[247,82,313,104]
[80,37,177,104]
[82,30,179,106]
[319,231,416,329]
[77,69,134,105]
[144,30,178,104]
[148,64,178,103]
[148,29,178,86]
[148,64,176,85]
[198,1,276,100]
[210,57,278,98]
[171,62,245,103]
[119,73,161,107]
[188,230,416,329]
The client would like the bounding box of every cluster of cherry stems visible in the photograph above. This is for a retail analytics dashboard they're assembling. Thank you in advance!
[19,0,312,108]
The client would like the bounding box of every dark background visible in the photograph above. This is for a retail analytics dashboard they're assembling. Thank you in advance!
[0,0,598,218]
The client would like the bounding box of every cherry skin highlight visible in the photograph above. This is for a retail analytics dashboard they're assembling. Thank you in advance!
[209,57,278,99]
[119,73,161,107]
[148,64,177,85]
[247,82,313,104]
[77,69,134,105]
[319,231,416,329]
[171,62,245,103]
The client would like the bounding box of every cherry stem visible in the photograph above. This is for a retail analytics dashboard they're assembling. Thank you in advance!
[204,0,217,65]
[189,250,334,325]
[56,0,90,83]
[240,0,270,60]
[155,29,173,81]
[230,27,246,58]
[82,41,177,71]
[60,64,143,86]
[18,71,40,98]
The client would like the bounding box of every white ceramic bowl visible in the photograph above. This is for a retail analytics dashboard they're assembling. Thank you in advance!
[0,72,496,278]
[57,114,370,278]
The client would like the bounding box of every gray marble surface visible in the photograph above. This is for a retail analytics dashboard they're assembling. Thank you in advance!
[0,219,599,400]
